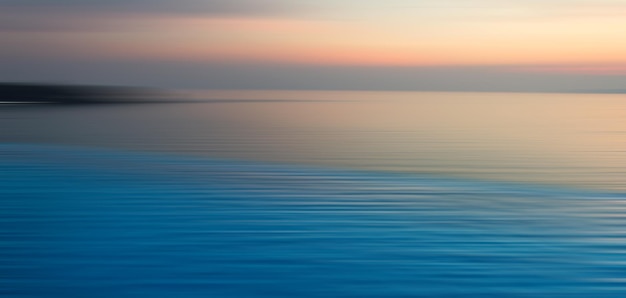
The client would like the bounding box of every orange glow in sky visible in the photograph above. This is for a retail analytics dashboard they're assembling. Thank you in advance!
[53,8,624,70]
[2,0,626,89]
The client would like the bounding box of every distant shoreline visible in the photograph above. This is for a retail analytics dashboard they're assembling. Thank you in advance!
[0,83,157,104]
[2,83,625,105]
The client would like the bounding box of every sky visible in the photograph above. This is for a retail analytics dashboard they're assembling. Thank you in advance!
[1,0,626,92]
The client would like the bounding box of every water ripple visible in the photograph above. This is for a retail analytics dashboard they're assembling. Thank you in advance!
[2,144,626,297]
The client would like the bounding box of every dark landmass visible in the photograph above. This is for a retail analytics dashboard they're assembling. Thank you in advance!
[0,83,164,105]
[3,83,625,106]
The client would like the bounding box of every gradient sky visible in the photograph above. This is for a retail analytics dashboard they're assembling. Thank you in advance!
[2,0,626,91]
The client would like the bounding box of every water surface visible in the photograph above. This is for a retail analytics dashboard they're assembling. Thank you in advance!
[2,90,626,190]
[3,91,626,297]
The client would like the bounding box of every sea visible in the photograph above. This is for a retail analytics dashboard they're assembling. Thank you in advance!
[2,90,626,297]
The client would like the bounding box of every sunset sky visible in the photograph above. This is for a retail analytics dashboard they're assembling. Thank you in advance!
[2,0,626,91]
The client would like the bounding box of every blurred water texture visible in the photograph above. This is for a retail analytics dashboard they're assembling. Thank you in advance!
[2,90,626,190]
[3,91,626,296]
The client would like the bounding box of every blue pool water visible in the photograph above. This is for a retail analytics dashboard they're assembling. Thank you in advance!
[2,143,626,297]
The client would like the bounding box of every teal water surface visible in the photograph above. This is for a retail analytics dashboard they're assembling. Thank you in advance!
[3,91,626,297]
[2,144,626,297]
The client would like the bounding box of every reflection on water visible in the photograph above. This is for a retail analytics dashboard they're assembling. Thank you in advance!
[2,144,626,297]
[3,91,626,297]
[2,90,626,190]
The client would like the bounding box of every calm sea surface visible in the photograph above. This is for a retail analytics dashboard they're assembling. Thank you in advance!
[2,91,626,297]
